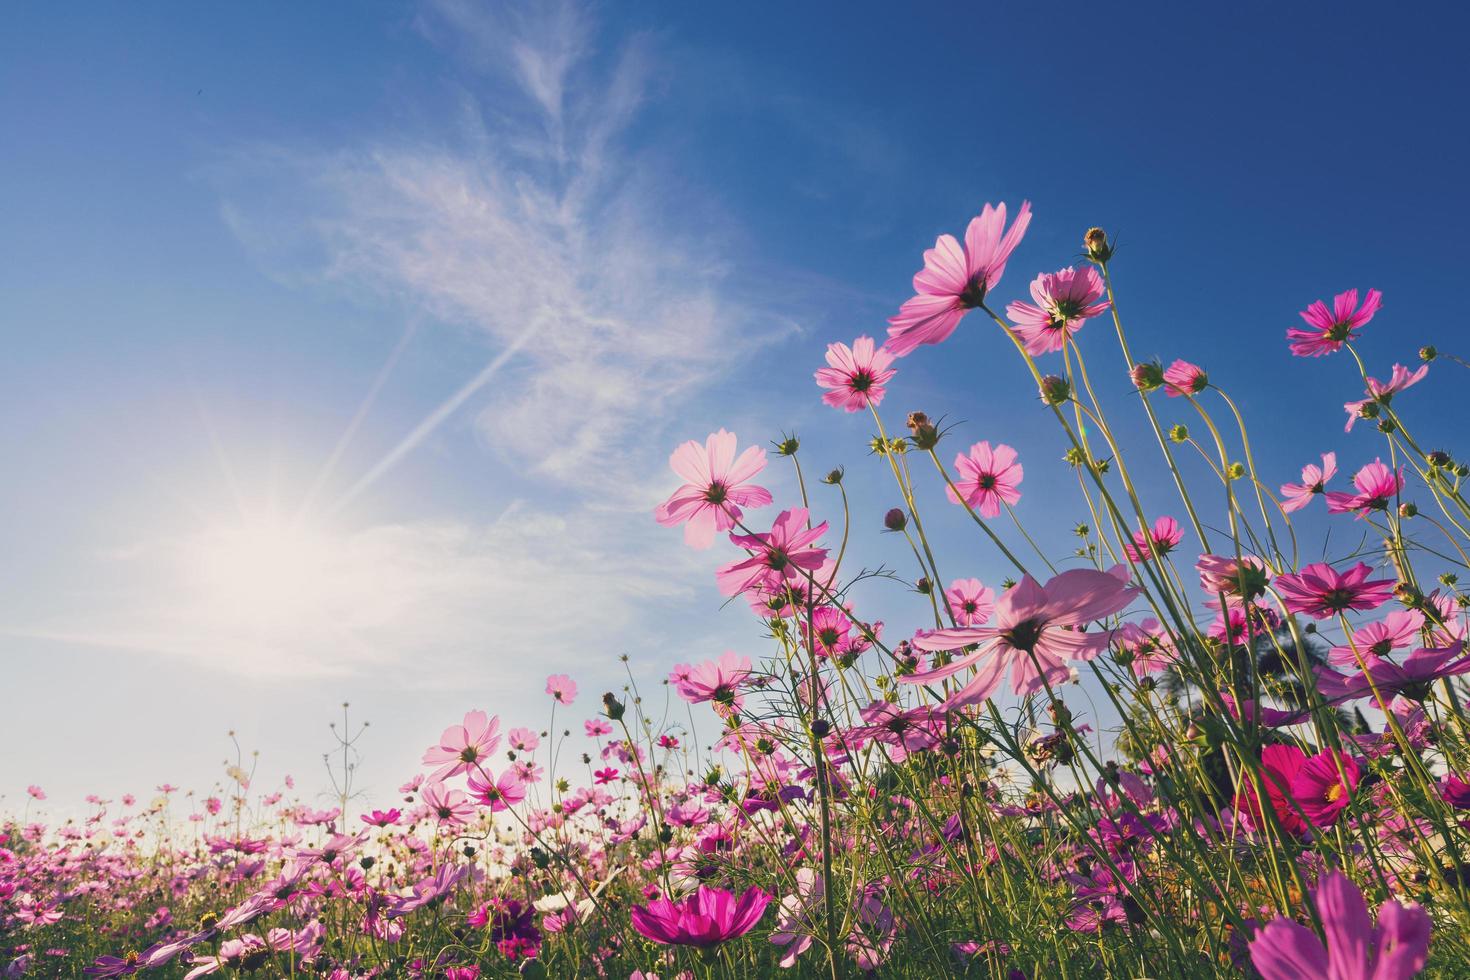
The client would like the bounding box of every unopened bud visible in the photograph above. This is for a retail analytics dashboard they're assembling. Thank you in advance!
[1084,227,1113,262]
[602,692,626,722]
[1428,450,1452,468]
[1399,502,1417,518]
[1227,462,1245,481]
[1130,361,1164,392]
[906,411,940,450]
[823,467,844,485]
[1420,345,1438,362]
[1039,375,1071,405]
[883,507,908,531]
[1169,424,1189,443]
[916,576,932,595]
[775,434,800,456]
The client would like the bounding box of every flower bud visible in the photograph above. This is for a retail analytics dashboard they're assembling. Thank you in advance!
[1399,502,1417,518]
[1169,424,1189,443]
[1227,462,1245,481]
[915,576,932,595]
[883,507,908,531]
[1039,375,1071,405]
[1130,361,1164,392]
[1428,450,1452,468]
[775,434,800,456]
[809,719,831,738]
[1084,226,1113,262]
[1074,523,1090,537]
[906,411,940,450]
[602,692,626,722]
[1420,345,1438,362]
[823,466,844,485]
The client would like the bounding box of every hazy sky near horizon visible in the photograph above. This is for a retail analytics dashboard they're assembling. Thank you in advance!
[3,0,1469,815]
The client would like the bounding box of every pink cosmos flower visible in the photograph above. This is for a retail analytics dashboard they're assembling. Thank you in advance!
[1287,287,1383,357]
[584,719,612,738]
[716,508,830,598]
[545,674,578,706]
[1281,453,1337,513]
[886,201,1032,356]
[1234,743,1309,835]
[1319,644,1470,706]
[1114,618,1174,677]
[947,441,1023,518]
[507,727,539,752]
[1197,554,1273,601]
[1123,516,1184,562]
[421,781,474,827]
[1249,869,1429,979]
[1290,750,1361,827]
[467,767,527,812]
[631,884,772,947]
[814,336,897,412]
[903,568,1139,706]
[1329,610,1423,666]
[945,578,995,627]
[360,809,401,827]
[593,767,619,785]
[25,785,44,800]
[1345,363,1428,431]
[654,429,773,549]
[1007,265,1110,355]
[422,710,501,782]
[1325,459,1404,516]
[673,651,753,708]
[1162,359,1208,397]
[1273,562,1396,619]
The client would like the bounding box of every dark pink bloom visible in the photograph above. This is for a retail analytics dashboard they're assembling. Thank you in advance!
[1345,363,1428,431]
[630,884,772,947]
[886,201,1031,356]
[1007,265,1110,355]
[1320,644,1470,705]
[1162,359,1208,397]
[654,429,773,549]
[1273,562,1396,619]
[1287,287,1383,357]
[422,710,501,781]
[1123,516,1184,562]
[1234,743,1309,835]
[360,809,401,827]
[1440,774,1470,810]
[904,568,1138,706]
[716,508,830,597]
[1326,459,1404,516]
[947,441,1023,518]
[1281,453,1337,513]
[1249,869,1429,979]
[945,577,995,627]
[1290,750,1361,827]
[593,767,619,785]
[815,336,897,412]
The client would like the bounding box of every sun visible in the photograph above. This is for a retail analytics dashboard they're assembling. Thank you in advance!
[194,517,335,626]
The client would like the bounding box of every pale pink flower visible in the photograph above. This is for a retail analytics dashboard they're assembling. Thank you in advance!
[466,768,527,813]
[545,674,578,706]
[947,441,1022,518]
[1123,516,1184,562]
[945,578,995,627]
[1115,618,1174,677]
[1329,610,1423,666]
[421,710,501,782]
[507,727,539,752]
[903,568,1138,706]
[420,782,474,827]
[886,201,1032,356]
[1162,359,1208,397]
[1007,265,1110,355]
[814,336,897,412]
[673,651,754,708]
[654,430,773,549]
[1281,452,1337,513]
[1345,363,1428,431]
[1325,459,1404,516]
[1287,287,1383,357]
[25,785,44,801]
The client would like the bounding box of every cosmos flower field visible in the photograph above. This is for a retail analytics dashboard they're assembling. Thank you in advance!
[7,203,1469,979]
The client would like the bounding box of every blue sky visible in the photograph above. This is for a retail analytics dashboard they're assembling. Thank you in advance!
[3,1,1468,813]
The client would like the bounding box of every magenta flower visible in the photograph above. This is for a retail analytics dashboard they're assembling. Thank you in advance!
[360,809,401,827]
[654,429,773,549]
[1123,516,1184,562]
[1234,743,1309,835]
[1281,452,1337,513]
[1287,287,1383,357]
[945,577,995,627]
[422,710,501,781]
[1290,750,1361,827]
[545,674,578,706]
[814,336,897,412]
[716,508,830,598]
[1345,363,1428,431]
[631,884,772,947]
[1007,265,1110,355]
[1326,459,1404,516]
[1320,644,1470,706]
[886,201,1032,356]
[903,568,1138,706]
[1274,562,1396,619]
[947,441,1023,518]
[1249,870,1429,979]
[1162,359,1208,397]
